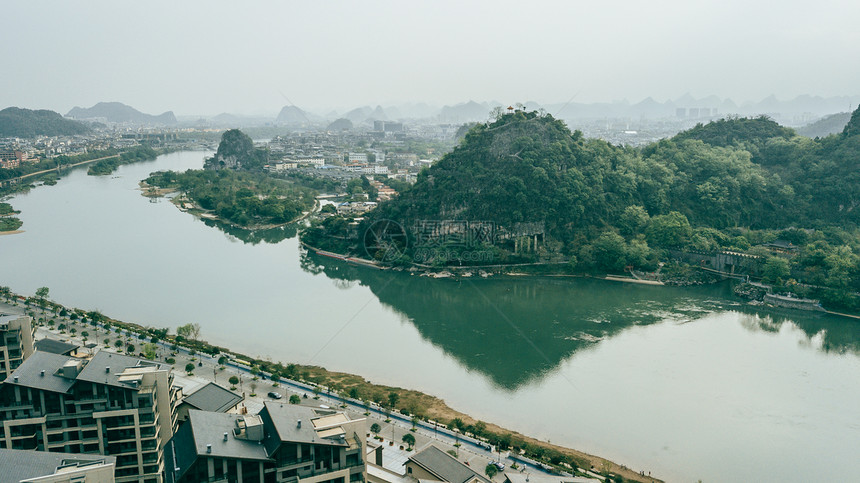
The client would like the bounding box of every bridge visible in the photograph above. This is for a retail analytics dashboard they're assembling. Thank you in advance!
[1,154,120,188]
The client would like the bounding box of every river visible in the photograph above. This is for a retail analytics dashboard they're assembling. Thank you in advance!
[1,151,859,482]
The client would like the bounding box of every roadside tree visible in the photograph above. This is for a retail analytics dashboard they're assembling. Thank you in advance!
[401,433,415,450]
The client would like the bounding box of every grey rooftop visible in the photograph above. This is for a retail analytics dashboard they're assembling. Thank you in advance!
[3,351,77,393]
[186,410,271,461]
[0,448,115,483]
[263,401,351,447]
[408,445,490,483]
[34,338,78,355]
[182,381,243,413]
[76,350,168,388]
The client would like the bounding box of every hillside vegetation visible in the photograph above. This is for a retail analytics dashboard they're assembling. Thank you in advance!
[798,112,852,138]
[146,129,314,228]
[304,108,860,311]
[0,107,91,137]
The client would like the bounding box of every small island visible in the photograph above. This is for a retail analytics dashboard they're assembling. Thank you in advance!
[143,129,316,229]
[0,202,23,234]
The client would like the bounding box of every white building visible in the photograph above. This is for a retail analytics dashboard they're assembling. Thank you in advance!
[348,153,368,164]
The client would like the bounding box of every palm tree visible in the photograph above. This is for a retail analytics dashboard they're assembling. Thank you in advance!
[484,464,498,479]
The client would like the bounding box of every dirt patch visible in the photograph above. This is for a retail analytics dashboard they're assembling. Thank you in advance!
[287,365,660,483]
[138,181,177,197]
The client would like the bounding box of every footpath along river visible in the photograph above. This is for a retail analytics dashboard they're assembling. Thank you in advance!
[1,150,859,482]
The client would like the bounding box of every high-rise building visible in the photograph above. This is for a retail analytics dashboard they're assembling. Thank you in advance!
[0,351,180,482]
[0,314,35,382]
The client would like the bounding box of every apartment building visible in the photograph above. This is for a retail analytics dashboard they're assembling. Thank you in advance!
[0,314,35,382]
[164,402,366,483]
[0,351,180,482]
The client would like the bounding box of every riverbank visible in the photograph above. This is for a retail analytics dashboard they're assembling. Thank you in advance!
[139,181,320,231]
[141,168,317,232]
[0,288,659,483]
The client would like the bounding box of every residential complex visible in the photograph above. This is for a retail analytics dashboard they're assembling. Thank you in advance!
[165,402,366,483]
[0,351,179,482]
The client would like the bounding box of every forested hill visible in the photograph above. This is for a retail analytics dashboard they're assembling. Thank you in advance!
[203,129,268,171]
[843,105,860,137]
[367,108,860,241]
[368,111,623,246]
[672,115,795,148]
[0,107,91,137]
[302,108,860,310]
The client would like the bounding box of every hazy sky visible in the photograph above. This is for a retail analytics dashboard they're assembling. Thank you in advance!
[4,0,859,116]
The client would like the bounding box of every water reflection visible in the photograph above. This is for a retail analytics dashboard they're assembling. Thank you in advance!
[300,251,730,389]
[734,305,860,355]
[199,218,298,245]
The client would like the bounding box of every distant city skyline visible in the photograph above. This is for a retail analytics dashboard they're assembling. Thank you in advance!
[4,0,859,116]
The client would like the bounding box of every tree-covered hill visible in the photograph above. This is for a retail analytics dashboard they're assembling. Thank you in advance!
[0,107,91,137]
[303,107,860,310]
[843,106,860,138]
[147,129,312,229]
[672,115,795,149]
[204,129,268,171]
[356,110,849,243]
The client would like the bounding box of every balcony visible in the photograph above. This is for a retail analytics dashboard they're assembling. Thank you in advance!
[0,400,34,411]
[139,425,158,439]
[109,444,140,457]
[114,467,140,478]
[9,427,39,439]
[105,430,137,442]
[277,455,315,469]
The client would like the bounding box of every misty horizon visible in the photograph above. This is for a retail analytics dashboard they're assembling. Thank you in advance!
[51,93,859,120]
[4,0,859,117]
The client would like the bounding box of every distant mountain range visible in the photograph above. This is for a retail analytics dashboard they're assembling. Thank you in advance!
[275,105,315,124]
[66,102,177,125]
[260,95,860,127]
[797,112,852,138]
[0,107,91,138]
[62,94,855,131]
